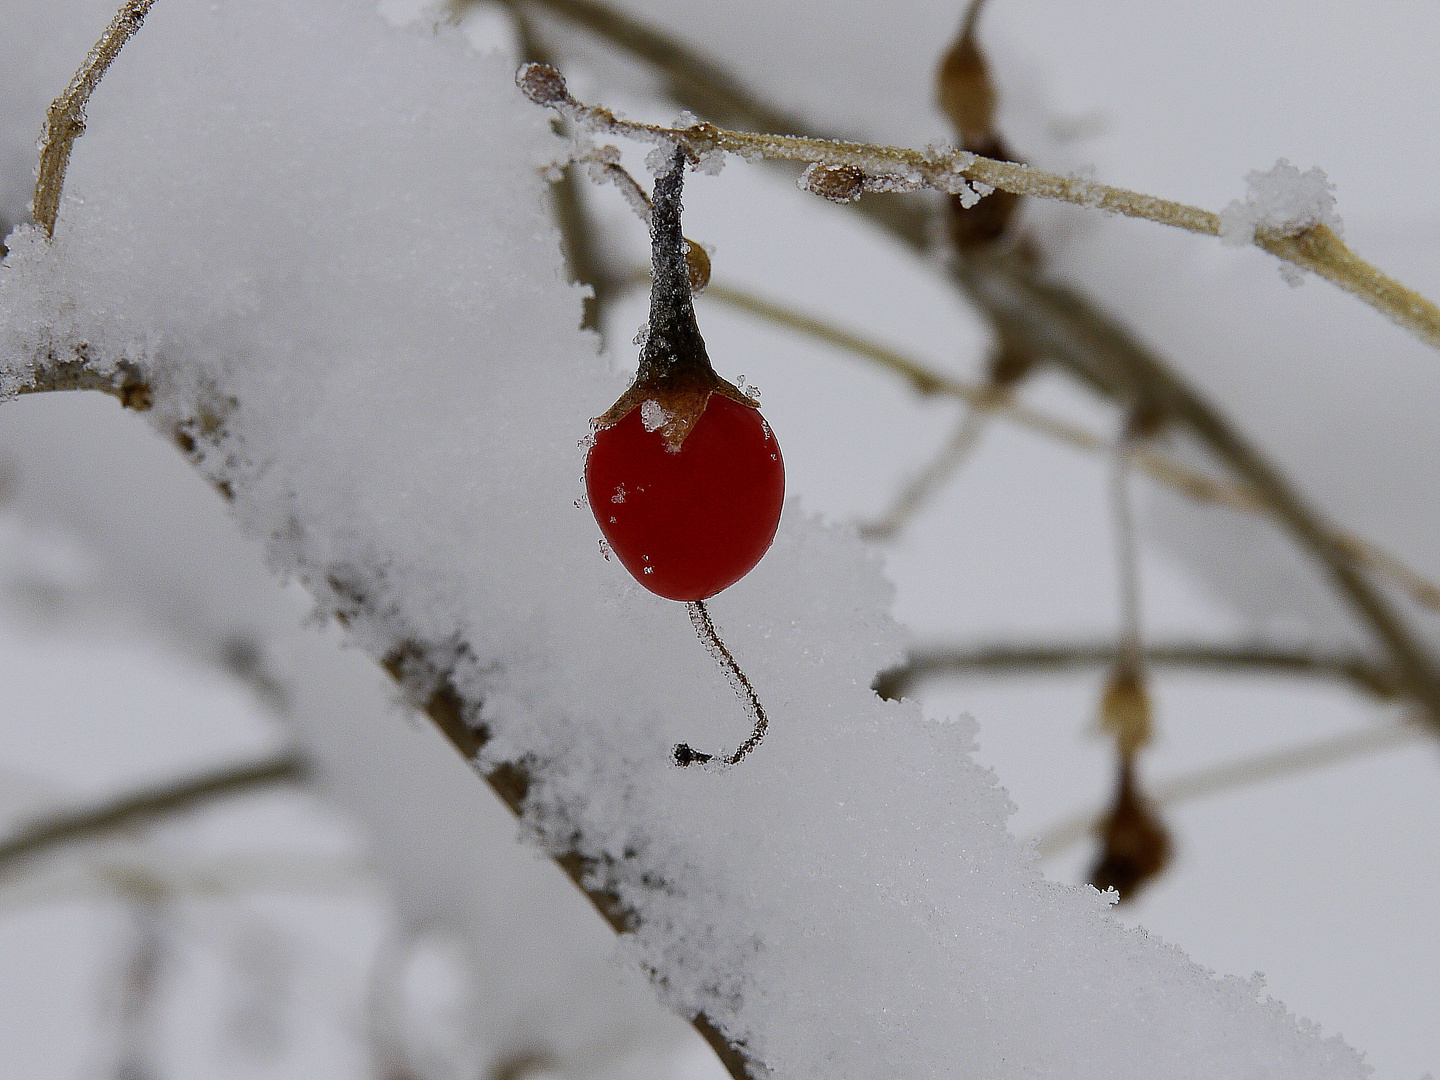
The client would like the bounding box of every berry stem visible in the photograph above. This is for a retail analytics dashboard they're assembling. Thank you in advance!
[674,600,769,767]
[639,146,712,385]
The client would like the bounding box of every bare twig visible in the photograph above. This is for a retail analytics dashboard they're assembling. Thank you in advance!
[514,0,811,137]
[0,751,308,874]
[1110,429,1144,670]
[372,648,762,1080]
[34,0,156,238]
[5,347,153,408]
[700,282,1440,618]
[498,0,619,330]
[858,406,991,540]
[1032,721,1424,859]
[519,64,1440,352]
[873,641,1401,702]
[954,255,1440,735]
[510,14,1440,743]
[108,871,171,1080]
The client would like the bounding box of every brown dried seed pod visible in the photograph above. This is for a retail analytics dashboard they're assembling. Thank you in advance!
[935,14,996,143]
[1097,662,1154,756]
[947,134,1022,249]
[1090,756,1172,902]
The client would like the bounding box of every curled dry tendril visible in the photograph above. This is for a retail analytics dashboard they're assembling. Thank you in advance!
[674,600,769,767]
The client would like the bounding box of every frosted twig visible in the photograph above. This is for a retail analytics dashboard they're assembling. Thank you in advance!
[4,348,152,408]
[0,751,309,875]
[513,0,809,136]
[518,64,1440,353]
[873,642,1400,703]
[502,0,613,329]
[674,601,769,767]
[1032,721,1424,860]
[33,0,156,238]
[579,148,654,222]
[513,20,1440,738]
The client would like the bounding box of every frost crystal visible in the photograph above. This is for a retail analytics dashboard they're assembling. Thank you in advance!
[645,141,681,175]
[639,398,670,432]
[1219,159,1343,248]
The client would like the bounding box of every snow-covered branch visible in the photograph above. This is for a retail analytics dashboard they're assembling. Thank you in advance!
[2,0,1430,1076]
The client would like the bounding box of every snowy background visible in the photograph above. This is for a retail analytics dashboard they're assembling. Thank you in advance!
[1,0,1438,1078]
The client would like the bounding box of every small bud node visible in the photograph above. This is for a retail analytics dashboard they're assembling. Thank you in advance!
[799,162,867,204]
[685,239,711,292]
[515,63,570,106]
[1097,664,1153,756]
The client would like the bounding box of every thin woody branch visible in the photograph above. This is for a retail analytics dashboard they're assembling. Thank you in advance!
[517,64,1440,354]
[1032,721,1423,860]
[34,0,156,238]
[874,641,1401,702]
[0,751,308,874]
[7,348,153,408]
[957,254,1440,734]
[699,281,1440,618]
[510,23,1440,723]
[512,0,809,137]
[376,644,763,1080]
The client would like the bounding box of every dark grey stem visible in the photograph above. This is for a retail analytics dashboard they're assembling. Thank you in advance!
[674,600,769,766]
[0,751,309,874]
[639,147,709,381]
[1111,430,1142,670]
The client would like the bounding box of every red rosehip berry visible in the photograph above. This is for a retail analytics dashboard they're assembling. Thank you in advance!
[586,393,784,601]
[579,142,779,766]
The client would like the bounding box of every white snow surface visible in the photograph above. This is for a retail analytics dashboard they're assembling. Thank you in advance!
[0,2,1375,1077]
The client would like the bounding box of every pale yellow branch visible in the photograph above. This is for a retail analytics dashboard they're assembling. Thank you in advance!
[33,0,156,238]
[518,64,1440,355]
[1257,225,1440,350]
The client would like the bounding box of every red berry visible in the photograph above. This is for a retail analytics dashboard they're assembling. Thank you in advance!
[586,394,784,601]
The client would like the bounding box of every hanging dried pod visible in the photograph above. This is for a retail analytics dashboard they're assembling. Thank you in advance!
[935,0,1022,249]
[1090,753,1172,901]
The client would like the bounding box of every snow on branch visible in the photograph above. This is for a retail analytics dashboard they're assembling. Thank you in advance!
[0,3,1379,1078]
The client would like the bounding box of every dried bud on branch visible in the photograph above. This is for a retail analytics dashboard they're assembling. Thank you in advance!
[1090,756,1172,901]
[799,162,867,204]
[686,238,712,292]
[1097,662,1154,756]
[935,0,996,144]
[515,62,572,107]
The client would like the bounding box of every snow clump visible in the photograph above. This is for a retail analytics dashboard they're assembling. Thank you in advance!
[1219,159,1343,247]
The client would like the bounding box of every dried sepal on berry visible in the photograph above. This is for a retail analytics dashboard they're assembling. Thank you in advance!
[591,147,751,453]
